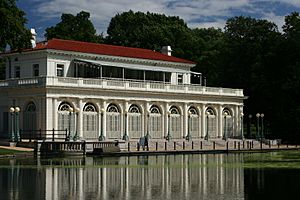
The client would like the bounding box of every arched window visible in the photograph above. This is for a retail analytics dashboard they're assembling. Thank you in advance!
[84,104,97,112]
[23,102,37,135]
[188,106,200,138]
[106,104,121,139]
[58,102,72,111]
[58,102,75,139]
[223,108,233,138]
[107,104,119,113]
[170,106,180,115]
[83,103,98,139]
[149,105,162,138]
[128,104,142,138]
[206,107,217,138]
[169,106,181,138]
[26,102,36,112]
[150,106,161,114]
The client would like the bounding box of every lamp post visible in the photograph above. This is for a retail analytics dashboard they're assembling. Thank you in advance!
[9,107,20,142]
[241,112,244,140]
[122,110,129,141]
[248,114,252,139]
[99,108,105,141]
[66,107,73,141]
[73,107,80,141]
[186,113,192,141]
[260,113,264,140]
[205,111,210,140]
[15,107,20,141]
[223,112,228,141]
[166,111,171,141]
[145,111,150,140]
[256,113,260,140]
[9,107,15,142]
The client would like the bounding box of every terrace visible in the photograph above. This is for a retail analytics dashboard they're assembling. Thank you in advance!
[0,76,244,97]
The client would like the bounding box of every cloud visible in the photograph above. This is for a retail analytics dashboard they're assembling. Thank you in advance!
[28,0,299,36]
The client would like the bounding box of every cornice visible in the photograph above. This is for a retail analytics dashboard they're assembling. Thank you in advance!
[46,49,195,69]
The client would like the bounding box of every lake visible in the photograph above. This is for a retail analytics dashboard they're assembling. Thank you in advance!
[0,151,300,200]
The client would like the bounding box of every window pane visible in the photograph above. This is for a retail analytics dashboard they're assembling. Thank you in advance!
[33,64,39,77]
[102,66,122,78]
[57,64,64,77]
[15,66,20,78]
[125,69,144,80]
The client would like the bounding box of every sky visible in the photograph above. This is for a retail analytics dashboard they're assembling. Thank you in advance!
[17,0,300,41]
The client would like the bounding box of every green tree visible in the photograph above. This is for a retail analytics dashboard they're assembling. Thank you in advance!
[0,0,31,52]
[106,10,195,59]
[45,11,103,43]
[221,16,284,138]
[191,28,225,86]
[279,12,300,141]
[0,0,32,80]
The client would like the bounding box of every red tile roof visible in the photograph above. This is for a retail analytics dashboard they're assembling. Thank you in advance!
[32,38,195,64]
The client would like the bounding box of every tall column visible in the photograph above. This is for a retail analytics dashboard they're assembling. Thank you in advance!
[164,102,169,137]
[102,100,107,138]
[144,102,149,137]
[235,106,239,138]
[218,104,223,138]
[198,106,202,138]
[43,98,50,132]
[123,101,129,140]
[78,99,83,139]
[201,104,206,138]
[183,103,188,138]
[53,98,58,131]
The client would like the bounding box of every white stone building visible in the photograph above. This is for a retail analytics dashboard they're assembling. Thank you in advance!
[0,37,244,141]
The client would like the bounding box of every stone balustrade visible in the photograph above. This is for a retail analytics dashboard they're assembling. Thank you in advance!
[0,76,244,97]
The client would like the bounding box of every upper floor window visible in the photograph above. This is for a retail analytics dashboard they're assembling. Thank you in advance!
[15,66,20,78]
[56,64,64,77]
[178,74,183,84]
[33,64,39,77]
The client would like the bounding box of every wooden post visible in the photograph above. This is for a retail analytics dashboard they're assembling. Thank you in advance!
[83,141,86,155]
[137,142,140,151]
[234,141,236,149]
[242,141,245,149]
[183,141,185,150]
[156,142,158,151]
[165,142,167,151]
[52,128,55,142]
[226,141,229,151]
[238,142,240,150]
[174,142,176,150]
[128,142,130,151]
[269,141,271,148]
[192,141,194,149]
[213,141,215,150]
[39,129,42,140]
[200,141,203,150]
[260,140,263,150]
[278,143,280,149]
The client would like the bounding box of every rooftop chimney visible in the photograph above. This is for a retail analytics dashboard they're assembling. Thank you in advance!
[161,46,172,56]
[30,28,37,48]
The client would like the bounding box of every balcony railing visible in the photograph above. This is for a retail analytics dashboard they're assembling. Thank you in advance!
[0,76,244,97]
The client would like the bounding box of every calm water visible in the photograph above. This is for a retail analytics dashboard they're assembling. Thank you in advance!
[0,151,300,200]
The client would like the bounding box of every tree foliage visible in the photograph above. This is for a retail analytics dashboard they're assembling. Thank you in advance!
[0,0,31,52]
[106,11,300,142]
[45,11,103,43]
[106,10,195,59]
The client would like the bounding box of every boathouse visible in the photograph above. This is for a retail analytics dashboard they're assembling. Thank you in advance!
[0,30,244,141]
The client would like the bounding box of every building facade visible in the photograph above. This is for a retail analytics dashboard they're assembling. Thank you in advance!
[0,38,244,141]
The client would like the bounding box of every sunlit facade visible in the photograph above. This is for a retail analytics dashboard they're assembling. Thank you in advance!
[0,38,244,141]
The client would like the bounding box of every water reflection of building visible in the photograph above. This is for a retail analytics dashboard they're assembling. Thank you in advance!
[43,154,244,200]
